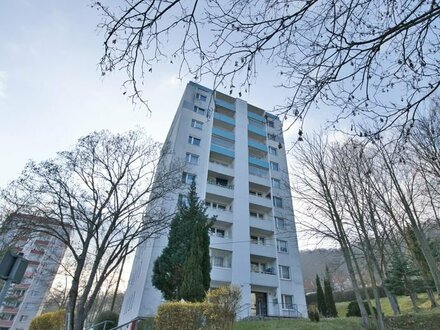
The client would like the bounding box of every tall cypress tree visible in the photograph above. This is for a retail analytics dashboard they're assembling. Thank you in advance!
[323,266,338,317]
[152,181,212,300]
[316,274,327,317]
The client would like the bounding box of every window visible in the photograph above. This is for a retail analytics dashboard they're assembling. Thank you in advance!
[185,153,199,165]
[191,119,203,129]
[196,93,207,101]
[19,315,28,322]
[250,235,265,245]
[269,146,277,155]
[188,135,201,146]
[275,217,286,229]
[279,265,291,280]
[267,120,275,128]
[213,256,224,267]
[216,178,228,187]
[249,190,263,197]
[194,106,206,114]
[210,227,226,238]
[281,295,294,309]
[277,239,288,253]
[270,161,279,171]
[206,201,227,210]
[268,133,277,141]
[272,178,281,189]
[250,211,264,219]
[273,196,283,208]
[182,172,196,184]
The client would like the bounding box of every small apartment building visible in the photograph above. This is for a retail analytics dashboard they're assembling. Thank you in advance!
[0,214,68,330]
[118,82,307,326]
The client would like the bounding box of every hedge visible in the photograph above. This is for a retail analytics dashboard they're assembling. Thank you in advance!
[29,310,65,330]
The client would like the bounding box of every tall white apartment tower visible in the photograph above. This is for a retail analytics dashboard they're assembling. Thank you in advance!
[119,82,307,325]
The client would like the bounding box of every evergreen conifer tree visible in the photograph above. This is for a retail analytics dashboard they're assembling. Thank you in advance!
[316,274,327,317]
[324,266,338,317]
[152,181,213,300]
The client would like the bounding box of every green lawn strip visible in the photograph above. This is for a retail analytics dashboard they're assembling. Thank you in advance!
[235,318,363,330]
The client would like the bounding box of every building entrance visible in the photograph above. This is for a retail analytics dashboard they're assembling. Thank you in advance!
[251,292,268,316]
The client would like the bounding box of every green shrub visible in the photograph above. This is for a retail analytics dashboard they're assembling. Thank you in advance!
[205,286,241,330]
[155,301,206,330]
[93,310,119,330]
[308,305,320,322]
[29,310,65,330]
[346,301,377,317]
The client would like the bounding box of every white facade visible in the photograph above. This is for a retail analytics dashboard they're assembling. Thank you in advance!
[0,214,68,330]
[119,82,307,326]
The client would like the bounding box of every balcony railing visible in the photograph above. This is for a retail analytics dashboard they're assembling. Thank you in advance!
[207,179,234,189]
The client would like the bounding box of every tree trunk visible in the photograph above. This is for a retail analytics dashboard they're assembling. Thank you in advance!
[409,292,419,312]
[426,289,438,308]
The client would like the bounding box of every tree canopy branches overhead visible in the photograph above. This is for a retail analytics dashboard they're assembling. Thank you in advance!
[96,0,439,135]
[1,129,182,330]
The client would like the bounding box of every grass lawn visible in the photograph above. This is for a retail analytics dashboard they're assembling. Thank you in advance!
[235,317,363,330]
[336,292,438,317]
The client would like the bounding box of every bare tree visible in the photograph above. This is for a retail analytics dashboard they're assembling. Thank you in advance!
[95,0,440,136]
[1,130,182,330]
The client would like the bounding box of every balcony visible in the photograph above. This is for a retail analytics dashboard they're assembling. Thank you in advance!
[211,266,232,283]
[250,243,277,258]
[248,111,265,123]
[249,156,269,169]
[248,123,266,137]
[248,139,267,153]
[214,112,235,126]
[215,98,235,112]
[210,235,232,251]
[250,271,278,287]
[206,207,233,223]
[209,161,234,177]
[249,194,272,209]
[211,144,234,158]
[212,127,235,141]
[250,217,274,232]
[0,320,13,328]
[206,180,234,199]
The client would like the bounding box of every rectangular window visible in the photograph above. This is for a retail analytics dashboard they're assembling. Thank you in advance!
[188,135,201,146]
[178,194,188,206]
[267,120,275,128]
[277,239,288,253]
[279,265,291,280]
[272,178,281,189]
[185,152,199,165]
[268,133,277,141]
[206,201,227,210]
[273,196,283,208]
[210,228,226,238]
[249,190,263,197]
[270,161,279,171]
[250,211,264,219]
[269,146,277,155]
[19,315,28,322]
[191,119,203,129]
[275,217,285,229]
[182,172,196,184]
[282,295,294,309]
[196,93,207,102]
[250,235,265,245]
[194,106,206,114]
[213,256,224,267]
